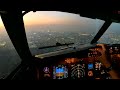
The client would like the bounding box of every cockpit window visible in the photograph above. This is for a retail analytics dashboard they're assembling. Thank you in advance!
[0,17,21,79]
[23,11,105,55]
[98,22,120,44]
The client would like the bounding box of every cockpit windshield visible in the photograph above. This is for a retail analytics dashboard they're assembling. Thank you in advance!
[0,11,120,80]
[23,11,105,55]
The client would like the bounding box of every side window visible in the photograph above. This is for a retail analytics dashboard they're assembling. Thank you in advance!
[0,16,21,79]
[98,22,120,44]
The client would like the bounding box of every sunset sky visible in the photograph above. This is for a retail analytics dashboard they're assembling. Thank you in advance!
[0,11,90,29]
[0,11,120,33]
[23,11,82,26]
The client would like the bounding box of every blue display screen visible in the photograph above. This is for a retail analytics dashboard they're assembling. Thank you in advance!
[88,63,93,69]
[56,67,64,73]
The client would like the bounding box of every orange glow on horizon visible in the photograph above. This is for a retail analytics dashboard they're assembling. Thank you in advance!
[0,11,84,29]
[23,16,65,26]
[0,17,4,29]
[23,11,81,26]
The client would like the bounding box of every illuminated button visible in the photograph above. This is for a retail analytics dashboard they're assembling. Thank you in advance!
[88,63,93,70]
[88,71,93,77]
[95,62,101,70]
[43,67,50,73]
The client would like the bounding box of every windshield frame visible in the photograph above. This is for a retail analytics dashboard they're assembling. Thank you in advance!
[91,19,112,44]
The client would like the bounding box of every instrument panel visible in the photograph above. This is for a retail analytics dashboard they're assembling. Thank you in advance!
[36,44,120,80]
[38,58,111,80]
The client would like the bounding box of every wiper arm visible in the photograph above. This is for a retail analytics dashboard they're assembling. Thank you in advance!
[38,42,74,49]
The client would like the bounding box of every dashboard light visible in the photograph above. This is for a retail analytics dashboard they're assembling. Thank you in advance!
[88,71,93,77]
[65,58,77,64]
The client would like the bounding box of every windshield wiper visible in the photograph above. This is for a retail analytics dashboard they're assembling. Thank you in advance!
[38,42,74,49]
